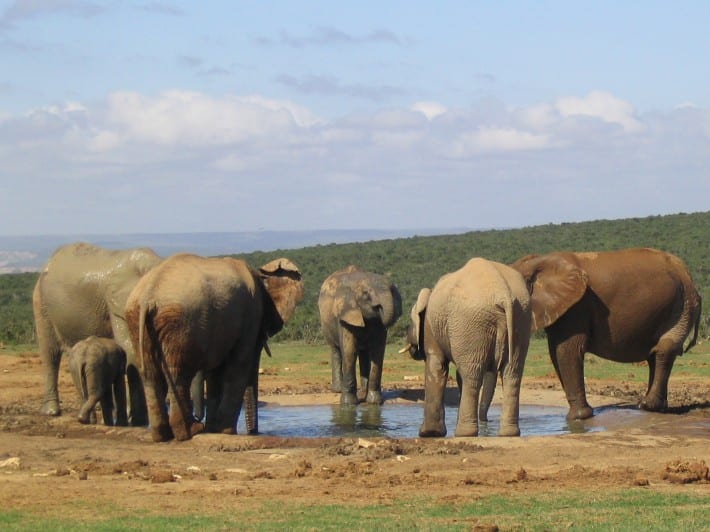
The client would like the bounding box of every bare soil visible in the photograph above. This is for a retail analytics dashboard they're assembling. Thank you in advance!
[0,350,708,522]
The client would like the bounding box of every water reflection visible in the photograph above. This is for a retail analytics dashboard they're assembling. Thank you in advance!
[257,403,601,438]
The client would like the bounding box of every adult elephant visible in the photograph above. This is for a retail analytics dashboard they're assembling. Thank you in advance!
[124,254,303,442]
[318,265,402,405]
[32,242,162,425]
[510,248,702,420]
[403,258,531,437]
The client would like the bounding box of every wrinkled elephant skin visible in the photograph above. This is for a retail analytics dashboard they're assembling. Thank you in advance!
[406,258,531,438]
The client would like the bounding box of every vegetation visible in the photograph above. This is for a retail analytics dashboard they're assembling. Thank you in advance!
[0,211,707,346]
[0,489,707,530]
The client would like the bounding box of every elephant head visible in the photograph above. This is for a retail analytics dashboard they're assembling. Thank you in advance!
[404,288,431,361]
[510,253,589,330]
[335,273,402,330]
[258,258,305,337]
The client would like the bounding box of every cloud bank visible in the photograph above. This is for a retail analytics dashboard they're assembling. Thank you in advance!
[0,90,708,235]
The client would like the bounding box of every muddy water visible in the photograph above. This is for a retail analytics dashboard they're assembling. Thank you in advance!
[253,403,597,438]
[250,403,709,438]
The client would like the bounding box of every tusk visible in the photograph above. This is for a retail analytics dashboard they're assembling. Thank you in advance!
[263,341,273,358]
[398,344,412,354]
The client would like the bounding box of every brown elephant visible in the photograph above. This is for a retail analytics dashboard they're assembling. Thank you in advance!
[33,242,162,424]
[510,248,702,420]
[68,336,128,426]
[124,253,303,442]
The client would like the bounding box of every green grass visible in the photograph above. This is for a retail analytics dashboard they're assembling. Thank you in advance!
[1,490,707,530]
[259,338,710,389]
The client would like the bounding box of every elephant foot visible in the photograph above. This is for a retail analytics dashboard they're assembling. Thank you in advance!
[77,415,91,425]
[330,382,342,393]
[497,424,521,437]
[189,421,205,437]
[340,392,359,406]
[639,395,668,412]
[129,414,149,427]
[115,416,129,427]
[40,400,61,416]
[454,424,479,438]
[419,422,447,438]
[365,390,383,405]
[566,404,594,421]
[152,424,174,443]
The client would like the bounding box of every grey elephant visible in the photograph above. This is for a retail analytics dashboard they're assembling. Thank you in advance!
[32,242,162,425]
[125,253,304,442]
[68,336,128,426]
[318,265,402,405]
[510,248,702,420]
[403,258,531,437]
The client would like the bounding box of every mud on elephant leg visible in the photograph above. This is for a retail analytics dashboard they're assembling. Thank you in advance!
[419,355,449,437]
[330,347,343,393]
[166,370,203,441]
[640,343,679,412]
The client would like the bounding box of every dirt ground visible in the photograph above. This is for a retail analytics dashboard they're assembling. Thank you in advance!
[0,350,708,523]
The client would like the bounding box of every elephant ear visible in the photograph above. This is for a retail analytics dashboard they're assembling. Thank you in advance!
[510,254,588,330]
[412,288,431,348]
[259,258,304,336]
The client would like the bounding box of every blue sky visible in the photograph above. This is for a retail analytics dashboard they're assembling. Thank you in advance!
[0,1,708,235]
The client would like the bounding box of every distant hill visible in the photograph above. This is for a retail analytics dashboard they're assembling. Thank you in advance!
[0,228,468,274]
[0,212,707,345]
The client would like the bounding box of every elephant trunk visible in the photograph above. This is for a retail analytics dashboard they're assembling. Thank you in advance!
[378,286,402,328]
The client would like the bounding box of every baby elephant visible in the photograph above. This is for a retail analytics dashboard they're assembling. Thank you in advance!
[68,336,128,426]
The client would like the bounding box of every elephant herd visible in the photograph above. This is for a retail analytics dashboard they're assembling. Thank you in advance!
[33,242,702,442]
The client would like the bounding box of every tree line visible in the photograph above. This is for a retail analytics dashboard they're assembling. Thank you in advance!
[1,211,708,346]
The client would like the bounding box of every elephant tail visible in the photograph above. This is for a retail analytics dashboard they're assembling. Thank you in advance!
[684,293,702,353]
[80,362,89,402]
[137,302,148,372]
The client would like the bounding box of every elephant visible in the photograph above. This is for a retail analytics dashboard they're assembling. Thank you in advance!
[510,247,702,420]
[403,258,531,437]
[32,242,162,425]
[124,253,304,442]
[67,336,128,426]
[318,265,402,405]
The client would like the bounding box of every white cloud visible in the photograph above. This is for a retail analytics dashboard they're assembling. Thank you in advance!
[451,127,549,157]
[1,88,707,235]
[411,101,447,120]
[555,90,642,132]
[100,90,320,148]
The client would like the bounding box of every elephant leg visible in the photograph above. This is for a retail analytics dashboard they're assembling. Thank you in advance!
[364,326,386,405]
[204,371,221,430]
[478,370,496,423]
[78,394,100,424]
[125,363,148,426]
[144,369,173,442]
[212,369,249,435]
[357,347,370,401]
[454,367,484,438]
[419,353,449,437]
[39,342,63,416]
[165,366,200,441]
[99,391,114,426]
[113,375,129,427]
[190,370,206,421]
[548,333,593,420]
[330,346,343,393]
[243,385,258,435]
[339,328,359,406]
[641,340,679,411]
[498,370,522,437]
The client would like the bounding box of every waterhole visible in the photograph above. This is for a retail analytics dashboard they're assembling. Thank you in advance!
[251,403,599,438]
[245,402,709,438]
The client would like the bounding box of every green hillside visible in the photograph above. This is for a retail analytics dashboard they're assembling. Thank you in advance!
[1,211,708,345]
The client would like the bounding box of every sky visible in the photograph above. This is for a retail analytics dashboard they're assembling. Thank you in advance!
[0,1,708,236]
